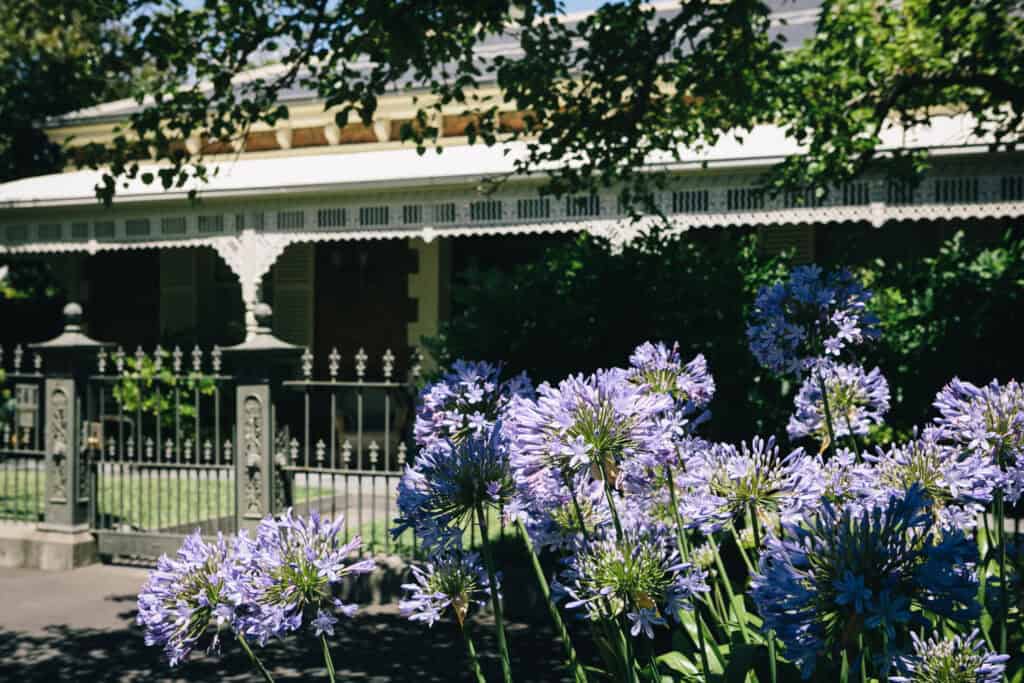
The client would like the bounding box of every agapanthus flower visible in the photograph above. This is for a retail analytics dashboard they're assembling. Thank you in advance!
[787,363,890,442]
[750,485,980,678]
[414,359,534,448]
[400,551,494,628]
[675,436,817,533]
[560,525,708,638]
[891,629,1009,683]
[747,265,879,377]
[394,422,515,551]
[933,377,1024,502]
[866,427,1001,531]
[233,509,374,644]
[627,341,715,431]
[137,532,241,666]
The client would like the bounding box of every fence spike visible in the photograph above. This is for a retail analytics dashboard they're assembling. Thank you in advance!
[1,423,11,448]
[106,435,116,457]
[409,348,423,382]
[134,346,145,368]
[355,348,367,381]
[184,438,193,461]
[328,347,340,381]
[126,435,135,459]
[211,346,223,374]
[114,346,126,373]
[397,442,408,466]
[223,439,233,463]
[144,437,154,460]
[289,438,299,464]
[97,348,108,374]
[33,352,42,372]
[301,347,313,380]
[154,345,165,371]
[315,439,326,465]
[191,345,203,374]
[368,440,379,466]
[342,440,352,467]
[172,346,183,374]
[164,438,173,461]
[203,440,213,462]
[13,344,23,372]
[382,349,395,380]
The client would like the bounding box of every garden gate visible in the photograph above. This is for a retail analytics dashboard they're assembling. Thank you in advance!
[0,302,420,560]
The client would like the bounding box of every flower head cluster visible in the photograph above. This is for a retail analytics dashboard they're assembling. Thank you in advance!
[788,363,890,441]
[751,485,980,678]
[933,378,1024,502]
[394,422,514,551]
[233,509,375,644]
[560,526,708,639]
[747,265,879,377]
[137,532,240,666]
[891,629,1009,683]
[414,360,534,448]
[400,551,495,628]
[627,341,715,431]
[676,436,817,533]
[506,369,672,547]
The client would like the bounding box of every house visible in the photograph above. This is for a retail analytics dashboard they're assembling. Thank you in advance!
[1,2,1023,372]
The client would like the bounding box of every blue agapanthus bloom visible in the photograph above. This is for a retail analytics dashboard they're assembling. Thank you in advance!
[137,532,241,666]
[866,427,1002,531]
[394,422,515,551]
[891,629,1009,683]
[788,363,890,442]
[750,484,980,678]
[627,341,716,432]
[933,377,1024,503]
[747,265,879,377]
[400,550,495,628]
[675,436,818,533]
[559,524,708,639]
[506,368,672,547]
[232,509,375,645]
[414,359,534,448]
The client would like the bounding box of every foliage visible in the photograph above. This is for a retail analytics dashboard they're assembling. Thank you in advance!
[0,0,145,182]
[112,350,217,433]
[427,228,792,442]
[61,0,1023,205]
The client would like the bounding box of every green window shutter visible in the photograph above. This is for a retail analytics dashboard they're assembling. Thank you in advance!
[159,250,197,338]
[272,243,315,348]
[758,225,816,264]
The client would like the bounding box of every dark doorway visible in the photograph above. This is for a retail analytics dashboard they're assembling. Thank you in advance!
[83,249,160,348]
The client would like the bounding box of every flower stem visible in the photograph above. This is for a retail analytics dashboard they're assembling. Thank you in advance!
[995,490,1008,657]
[596,457,624,541]
[237,633,275,683]
[706,535,749,643]
[320,634,336,683]
[461,622,488,683]
[816,370,838,460]
[476,502,514,683]
[516,521,589,683]
[747,503,776,683]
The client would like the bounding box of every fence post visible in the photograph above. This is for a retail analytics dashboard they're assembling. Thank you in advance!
[222,303,301,533]
[28,303,112,568]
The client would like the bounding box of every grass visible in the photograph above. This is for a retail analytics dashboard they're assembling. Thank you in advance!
[0,469,331,530]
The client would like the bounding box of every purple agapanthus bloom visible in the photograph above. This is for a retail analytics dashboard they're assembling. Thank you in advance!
[866,427,1002,531]
[505,369,672,547]
[137,532,240,666]
[414,360,534,448]
[933,377,1024,502]
[891,629,1009,683]
[747,266,879,378]
[627,341,716,432]
[560,524,708,639]
[675,436,818,533]
[232,509,374,645]
[750,484,980,678]
[399,551,494,628]
[394,421,515,551]
[787,363,890,442]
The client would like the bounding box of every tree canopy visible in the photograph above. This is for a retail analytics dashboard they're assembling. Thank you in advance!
[9,0,1023,205]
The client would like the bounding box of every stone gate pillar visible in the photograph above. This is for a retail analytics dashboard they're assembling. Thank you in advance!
[222,303,302,533]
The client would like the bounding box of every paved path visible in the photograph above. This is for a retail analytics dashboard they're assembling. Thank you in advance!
[0,562,575,682]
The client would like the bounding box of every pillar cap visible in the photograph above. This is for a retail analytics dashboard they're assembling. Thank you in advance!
[30,302,112,351]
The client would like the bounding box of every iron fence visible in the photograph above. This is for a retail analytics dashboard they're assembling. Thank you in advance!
[0,345,46,524]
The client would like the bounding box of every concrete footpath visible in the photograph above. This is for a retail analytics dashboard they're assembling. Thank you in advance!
[0,563,572,682]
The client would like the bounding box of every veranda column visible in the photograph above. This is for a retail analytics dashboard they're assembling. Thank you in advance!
[221,303,302,533]
[29,303,112,568]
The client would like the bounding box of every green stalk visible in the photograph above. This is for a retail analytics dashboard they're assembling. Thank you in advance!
[320,634,336,683]
[476,502,514,683]
[995,490,1008,656]
[664,466,711,680]
[596,457,624,541]
[842,412,863,455]
[747,503,776,683]
[816,370,838,460]
[461,622,488,683]
[516,520,589,683]
[730,520,755,575]
[238,633,275,683]
[707,535,749,643]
